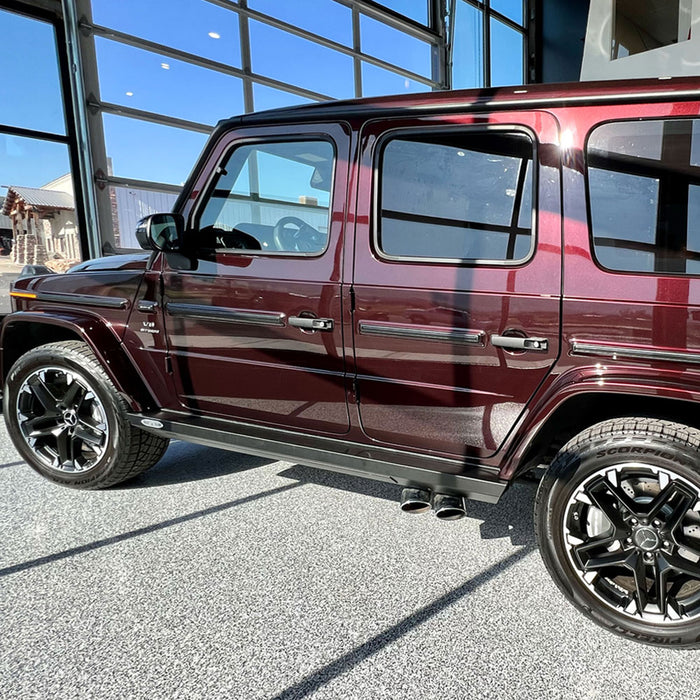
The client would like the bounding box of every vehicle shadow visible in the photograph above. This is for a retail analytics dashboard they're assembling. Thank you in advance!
[119,441,274,489]
[277,463,538,547]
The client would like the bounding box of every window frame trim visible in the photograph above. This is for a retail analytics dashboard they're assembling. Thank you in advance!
[584,115,700,279]
[190,133,338,258]
[372,122,539,267]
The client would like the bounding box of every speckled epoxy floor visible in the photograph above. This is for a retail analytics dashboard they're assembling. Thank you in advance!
[0,425,696,700]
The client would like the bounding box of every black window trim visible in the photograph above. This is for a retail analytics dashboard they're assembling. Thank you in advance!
[372,122,539,267]
[584,115,700,279]
[190,133,337,258]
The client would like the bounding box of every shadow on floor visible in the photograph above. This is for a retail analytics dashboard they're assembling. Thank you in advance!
[120,441,274,489]
[278,463,538,547]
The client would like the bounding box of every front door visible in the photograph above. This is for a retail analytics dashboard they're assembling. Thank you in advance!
[161,123,351,435]
[351,111,562,460]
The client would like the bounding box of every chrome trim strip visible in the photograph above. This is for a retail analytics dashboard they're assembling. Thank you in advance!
[571,341,700,366]
[359,321,484,345]
[36,292,129,309]
[166,302,285,327]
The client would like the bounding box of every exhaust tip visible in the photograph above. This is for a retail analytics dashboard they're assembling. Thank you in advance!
[400,487,432,514]
[433,493,466,521]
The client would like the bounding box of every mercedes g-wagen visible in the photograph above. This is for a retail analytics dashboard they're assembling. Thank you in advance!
[5,77,700,647]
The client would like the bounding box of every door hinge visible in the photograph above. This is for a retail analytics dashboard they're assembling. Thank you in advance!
[349,286,356,313]
[165,356,173,375]
[352,377,360,403]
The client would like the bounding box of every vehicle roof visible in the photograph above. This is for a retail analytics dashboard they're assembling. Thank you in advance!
[224,76,700,128]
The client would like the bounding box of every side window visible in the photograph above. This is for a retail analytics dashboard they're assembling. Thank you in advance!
[197,139,334,255]
[377,130,535,263]
[587,119,700,275]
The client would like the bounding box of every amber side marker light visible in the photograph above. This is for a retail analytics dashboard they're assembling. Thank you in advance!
[9,291,37,299]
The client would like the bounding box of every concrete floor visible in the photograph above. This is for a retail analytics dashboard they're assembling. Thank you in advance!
[1,423,698,699]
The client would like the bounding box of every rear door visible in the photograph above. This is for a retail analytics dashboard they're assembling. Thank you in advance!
[351,111,562,459]
[161,122,351,435]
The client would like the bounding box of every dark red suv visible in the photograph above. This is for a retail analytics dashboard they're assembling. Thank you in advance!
[6,77,700,647]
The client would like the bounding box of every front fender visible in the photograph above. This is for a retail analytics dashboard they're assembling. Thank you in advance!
[1,311,158,412]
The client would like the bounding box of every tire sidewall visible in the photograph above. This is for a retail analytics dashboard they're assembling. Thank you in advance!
[537,429,700,647]
[4,345,127,488]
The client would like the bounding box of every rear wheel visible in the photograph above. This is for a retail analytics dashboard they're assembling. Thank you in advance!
[4,340,169,489]
[535,418,700,647]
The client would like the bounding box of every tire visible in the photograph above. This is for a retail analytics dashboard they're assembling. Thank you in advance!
[535,417,700,647]
[4,340,169,489]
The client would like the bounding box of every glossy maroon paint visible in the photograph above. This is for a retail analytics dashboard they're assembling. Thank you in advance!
[6,77,700,487]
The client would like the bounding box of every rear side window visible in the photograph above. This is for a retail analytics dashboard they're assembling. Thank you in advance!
[197,139,334,255]
[587,119,700,275]
[377,129,535,264]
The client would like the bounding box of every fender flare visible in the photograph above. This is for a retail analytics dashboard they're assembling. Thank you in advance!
[501,363,700,480]
[1,311,157,412]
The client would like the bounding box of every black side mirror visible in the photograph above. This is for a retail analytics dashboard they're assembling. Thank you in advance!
[135,213,185,252]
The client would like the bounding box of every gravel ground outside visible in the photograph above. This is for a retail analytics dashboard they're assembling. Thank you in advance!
[0,421,698,700]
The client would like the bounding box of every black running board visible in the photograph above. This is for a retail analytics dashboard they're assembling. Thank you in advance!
[128,411,507,504]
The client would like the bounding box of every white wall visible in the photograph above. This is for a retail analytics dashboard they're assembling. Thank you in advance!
[581,0,700,80]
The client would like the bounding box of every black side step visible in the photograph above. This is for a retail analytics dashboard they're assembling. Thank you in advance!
[128,410,507,504]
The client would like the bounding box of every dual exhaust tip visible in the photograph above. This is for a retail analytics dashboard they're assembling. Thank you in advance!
[400,488,466,521]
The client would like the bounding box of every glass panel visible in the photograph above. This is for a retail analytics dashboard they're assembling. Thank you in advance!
[452,1,484,89]
[612,0,680,60]
[253,84,316,111]
[588,118,700,275]
[373,0,429,25]
[490,18,524,87]
[96,38,244,125]
[491,0,524,26]
[110,185,179,250]
[360,14,433,78]
[91,0,241,67]
[0,134,81,306]
[197,141,334,255]
[362,63,428,97]
[102,114,208,185]
[249,21,354,99]
[248,0,353,46]
[0,9,65,135]
[379,131,534,262]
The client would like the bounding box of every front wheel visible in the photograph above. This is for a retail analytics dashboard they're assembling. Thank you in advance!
[535,418,700,647]
[4,340,169,489]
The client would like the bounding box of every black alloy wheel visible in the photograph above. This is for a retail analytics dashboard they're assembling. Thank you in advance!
[16,365,109,473]
[536,418,700,647]
[4,341,169,489]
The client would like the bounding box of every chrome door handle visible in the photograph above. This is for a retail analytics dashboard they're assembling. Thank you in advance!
[492,335,548,352]
[289,316,334,331]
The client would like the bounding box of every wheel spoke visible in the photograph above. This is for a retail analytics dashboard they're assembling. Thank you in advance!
[62,381,85,410]
[653,555,672,618]
[629,551,649,614]
[664,553,700,580]
[586,477,634,531]
[22,415,60,439]
[582,547,630,572]
[55,427,74,466]
[27,376,60,415]
[74,424,105,449]
[647,482,696,531]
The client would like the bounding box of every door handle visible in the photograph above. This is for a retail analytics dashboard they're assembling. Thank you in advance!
[491,334,548,352]
[289,316,334,331]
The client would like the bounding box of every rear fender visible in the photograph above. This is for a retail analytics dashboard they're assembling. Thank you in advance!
[501,363,700,480]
